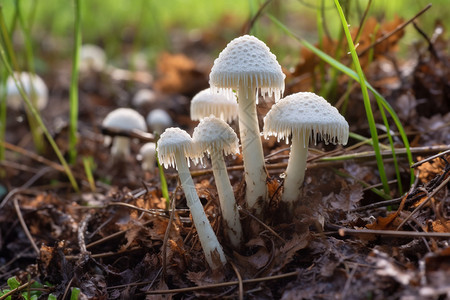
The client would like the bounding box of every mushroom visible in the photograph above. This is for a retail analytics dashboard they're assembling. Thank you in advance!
[263,92,349,203]
[102,108,147,158]
[157,127,227,270]
[192,116,243,248]
[138,142,157,172]
[79,44,106,73]
[132,88,156,108]
[5,72,48,110]
[209,35,285,213]
[190,88,238,123]
[146,109,172,135]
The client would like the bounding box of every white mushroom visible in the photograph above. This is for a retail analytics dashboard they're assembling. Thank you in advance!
[190,88,238,123]
[79,44,106,73]
[5,72,48,110]
[146,109,172,135]
[210,35,285,214]
[102,108,147,158]
[157,127,227,270]
[192,116,243,248]
[263,92,349,203]
[132,89,156,108]
[138,142,157,172]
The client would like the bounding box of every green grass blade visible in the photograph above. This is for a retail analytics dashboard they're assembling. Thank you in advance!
[268,14,414,188]
[157,154,170,210]
[82,156,96,192]
[0,72,6,164]
[69,0,82,164]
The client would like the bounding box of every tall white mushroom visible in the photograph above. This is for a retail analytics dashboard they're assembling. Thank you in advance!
[146,109,172,135]
[102,108,147,158]
[210,35,285,214]
[192,116,243,248]
[5,72,48,110]
[190,88,238,123]
[263,92,349,203]
[157,127,227,270]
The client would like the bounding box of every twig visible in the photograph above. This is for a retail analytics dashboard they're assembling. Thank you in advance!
[240,208,286,243]
[61,277,74,300]
[230,261,244,300]
[396,175,450,230]
[339,227,450,239]
[242,0,272,35]
[411,149,450,168]
[13,197,39,255]
[412,21,440,61]
[107,202,169,218]
[162,187,179,280]
[358,3,432,56]
[145,271,299,295]
[78,214,91,254]
[350,197,403,212]
[0,280,36,300]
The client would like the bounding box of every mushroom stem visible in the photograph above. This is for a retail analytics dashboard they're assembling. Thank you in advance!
[111,136,131,158]
[174,151,227,270]
[282,132,309,203]
[210,149,243,249]
[237,85,267,213]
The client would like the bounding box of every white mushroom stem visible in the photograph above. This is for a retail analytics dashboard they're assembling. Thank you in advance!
[282,132,309,203]
[210,149,243,248]
[237,85,267,213]
[174,151,227,270]
[111,136,131,158]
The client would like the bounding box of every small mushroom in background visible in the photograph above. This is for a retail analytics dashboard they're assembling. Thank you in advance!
[190,88,238,123]
[5,72,48,110]
[209,35,285,214]
[157,127,227,271]
[146,109,172,135]
[192,116,243,249]
[79,44,107,73]
[102,108,147,158]
[132,88,156,108]
[138,142,157,172]
[263,92,349,204]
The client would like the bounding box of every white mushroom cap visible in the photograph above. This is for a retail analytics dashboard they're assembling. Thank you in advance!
[138,142,157,172]
[146,109,172,134]
[263,92,349,146]
[190,88,238,123]
[192,116,240,156]
[209,35,285,103]
[157,127,197,169]
[132,89,156,107]
[102,108,147,131]
[79,44,106,73]
[6,72,48,110]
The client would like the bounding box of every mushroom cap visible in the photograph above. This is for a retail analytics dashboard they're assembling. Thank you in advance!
[157,127,197,169]
[139,142,156,157]
[102,108,147,131]
[192,116,240,157]
[146,109,172,132]
[190,88,238,123]
[79,44,106,72]
[209,35,285,102]
[6,72,48,110]
[263,92,349,146]
[132,89,156,107]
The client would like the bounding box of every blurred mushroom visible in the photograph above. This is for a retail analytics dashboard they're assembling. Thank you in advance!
[102,108,147,158]
[132,88,156,108]
[5,72,48,110]
[79,44,106,73]
[138,142,157,172]
[146,109,172,135]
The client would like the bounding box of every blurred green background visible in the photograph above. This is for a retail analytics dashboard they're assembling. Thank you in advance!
[1,0,448,70]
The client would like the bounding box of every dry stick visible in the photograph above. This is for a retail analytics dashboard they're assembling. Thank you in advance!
[358,3,432,57]
[411,149,450,168]
[78,214,91,254]
[0,280,36,300]
[13,197,40,255]
[107,202,169,218]
[412,21,441,61]
[145,271,299,295]
[162,187,179,280]
[61,277,74,300]
[242,0,272,35]
[339,227,450,239]
[240,207,286,243]
[396,175,450,230]
[230,261,244,300]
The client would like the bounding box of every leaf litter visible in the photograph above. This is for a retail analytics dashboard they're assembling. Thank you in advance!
[1,7,450,300]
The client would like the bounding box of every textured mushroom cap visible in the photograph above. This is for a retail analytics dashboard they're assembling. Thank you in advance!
[263,92,349,146]
[6,72,48,110]
[190,88,238,123]
[79,44,106,72]
[139,142,156,156]
[157,127,197,169]
[192,116,239,157]
[146,109,172,133]
[102,108,147,131]
[209,35,285,102]
[132,89,156,107]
